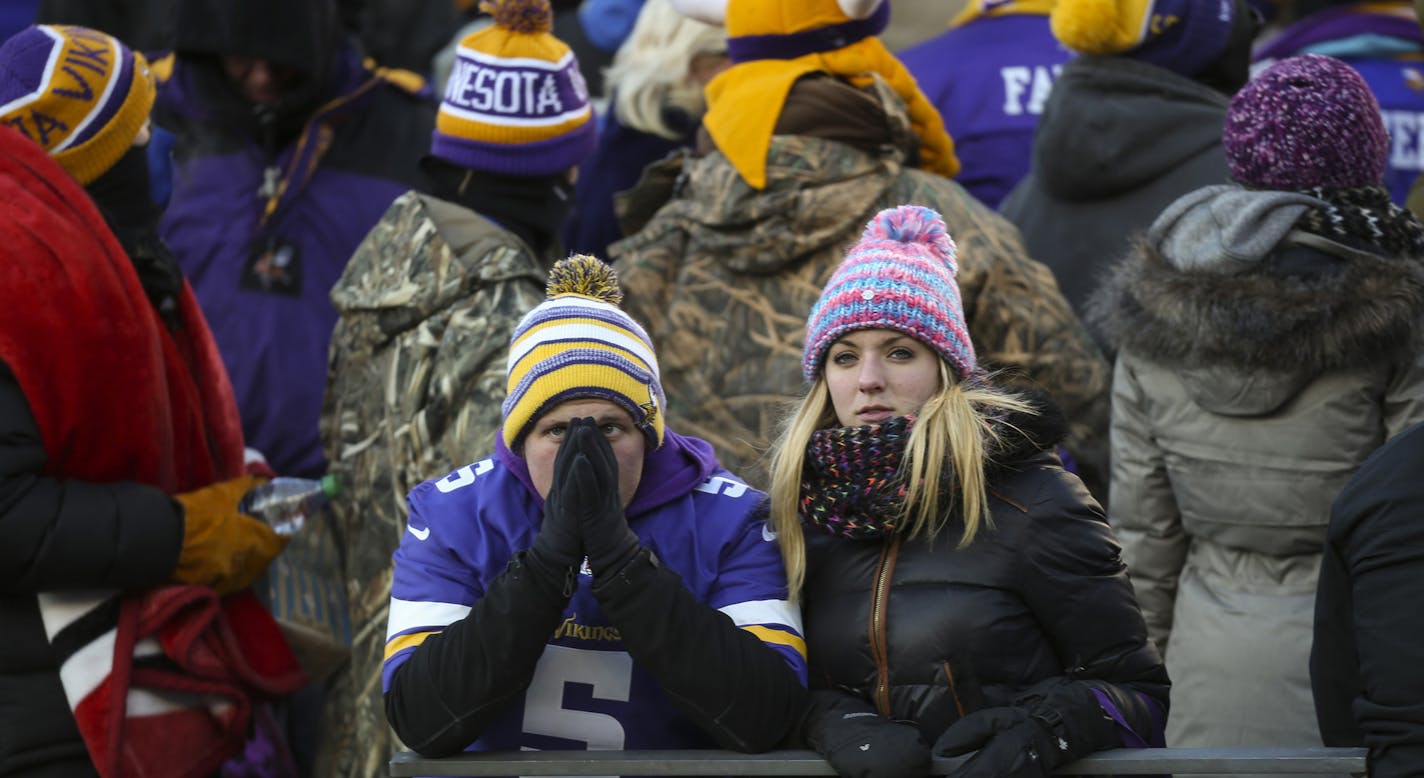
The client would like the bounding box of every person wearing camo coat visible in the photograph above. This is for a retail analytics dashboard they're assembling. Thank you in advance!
[314,0,596,773]
[609,0,1110,499]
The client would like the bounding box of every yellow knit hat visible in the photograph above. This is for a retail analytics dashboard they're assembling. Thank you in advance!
[432,0,596,175]
[0,25,155,185]
[502,256,665,450]
[700,0,959,190]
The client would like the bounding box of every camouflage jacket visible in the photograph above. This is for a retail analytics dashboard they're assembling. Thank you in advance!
[314,191,547,777]
[609,78,1110,497]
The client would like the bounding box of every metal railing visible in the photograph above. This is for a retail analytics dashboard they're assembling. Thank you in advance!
[390,747,1367,776]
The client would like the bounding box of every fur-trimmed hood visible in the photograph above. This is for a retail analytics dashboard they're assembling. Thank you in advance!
[1092,196,1424,413]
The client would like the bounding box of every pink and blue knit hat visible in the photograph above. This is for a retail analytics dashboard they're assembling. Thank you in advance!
[1224,54,1387,191]
[803,205,976,382]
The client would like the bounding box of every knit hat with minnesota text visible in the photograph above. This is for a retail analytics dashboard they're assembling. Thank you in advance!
[432,0,596,176]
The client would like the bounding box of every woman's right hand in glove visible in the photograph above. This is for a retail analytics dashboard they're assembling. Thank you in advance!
[172,475,286,595]
[804,689,931,778]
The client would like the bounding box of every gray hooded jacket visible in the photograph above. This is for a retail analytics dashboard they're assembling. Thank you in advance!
[1001,56,1230,329]
[1092,185,1424,759]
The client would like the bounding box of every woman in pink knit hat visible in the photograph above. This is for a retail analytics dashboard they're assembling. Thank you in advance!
[768,204,1167,778]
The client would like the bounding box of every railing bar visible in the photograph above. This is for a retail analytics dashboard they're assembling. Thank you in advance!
[390,748,1368,777]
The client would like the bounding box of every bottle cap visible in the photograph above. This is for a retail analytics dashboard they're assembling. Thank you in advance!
[320,474,342,499]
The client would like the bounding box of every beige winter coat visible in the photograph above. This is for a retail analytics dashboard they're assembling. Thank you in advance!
[1095,207,1424,765]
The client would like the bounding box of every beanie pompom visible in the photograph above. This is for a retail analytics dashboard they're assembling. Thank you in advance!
[1050,0,1140,56]
[546,254,623,305]
[481,0,554,34]
[861,205,958,274]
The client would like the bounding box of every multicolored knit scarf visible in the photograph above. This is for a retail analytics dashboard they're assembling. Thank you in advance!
[1297,185,1424,258]
[800,415,931,540]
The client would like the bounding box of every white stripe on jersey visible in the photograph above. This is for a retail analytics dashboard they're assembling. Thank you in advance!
[718,599,804,633]
[386,597,473,640]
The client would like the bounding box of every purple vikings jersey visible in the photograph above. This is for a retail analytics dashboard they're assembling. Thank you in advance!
[382,456,807,753]
[899,5,1070,209]
[1254,2,1424,204]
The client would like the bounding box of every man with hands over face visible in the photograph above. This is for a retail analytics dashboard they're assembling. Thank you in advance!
[382,255,808,756]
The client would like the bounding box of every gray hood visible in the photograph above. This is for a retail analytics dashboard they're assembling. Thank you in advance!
[1092,186,1424,415]
[1150,185,1327,273]
[1034,57,1231,201]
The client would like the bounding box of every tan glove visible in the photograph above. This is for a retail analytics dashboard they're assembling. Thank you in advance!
[172,475,287,595]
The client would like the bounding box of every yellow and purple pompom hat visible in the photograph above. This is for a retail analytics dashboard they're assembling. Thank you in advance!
[685,0,960,191]
[433,0,596,176]
[502,256,666,449]
[1051,0,1238,77]
[0,25,155,185]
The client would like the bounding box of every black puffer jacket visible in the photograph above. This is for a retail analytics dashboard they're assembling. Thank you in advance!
[800,411,1168,743]
[0,366,184,778]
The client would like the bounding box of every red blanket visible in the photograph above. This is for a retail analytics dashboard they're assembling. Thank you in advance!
[0,126,301,775]
[0,124,243,493]
[40,587,306,778]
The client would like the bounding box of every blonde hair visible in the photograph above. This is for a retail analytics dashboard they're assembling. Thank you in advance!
[768,360,1036,600]
[605,0,727,140]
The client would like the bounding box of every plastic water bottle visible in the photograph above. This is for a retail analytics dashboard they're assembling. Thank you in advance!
[238,475,341,537]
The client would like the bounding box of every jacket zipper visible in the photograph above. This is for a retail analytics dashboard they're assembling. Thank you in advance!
[868,535,900,717]
[942,662,967,719]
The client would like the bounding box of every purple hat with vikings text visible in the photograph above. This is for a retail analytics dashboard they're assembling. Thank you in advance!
[1051,0,1238,78]
[0,25,155,185]
[804,205,977,382]
[1224,54,1388,191]
[432,0,596,176]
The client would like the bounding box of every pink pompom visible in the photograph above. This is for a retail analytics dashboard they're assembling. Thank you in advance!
[860,205,957,272]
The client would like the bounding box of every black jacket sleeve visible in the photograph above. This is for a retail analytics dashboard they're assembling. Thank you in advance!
[591,547,808,753]
[1013,460,1170,748]
[1312,424,1424,778]
[0,362,184,594]
[383,552,571,756]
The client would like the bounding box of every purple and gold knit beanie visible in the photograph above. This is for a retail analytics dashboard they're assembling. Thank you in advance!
[803,205,976,382]
[0,25,155,185]
[432,0,596,176]
[1224,54,1387,191]
[502,255,665,449]
[1051,0,1238,78]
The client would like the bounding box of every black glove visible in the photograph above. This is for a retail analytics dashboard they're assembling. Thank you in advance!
[804,689,931,778]
[933,679,1117,778]
[561,418,641,577]
[524,418,588,597]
